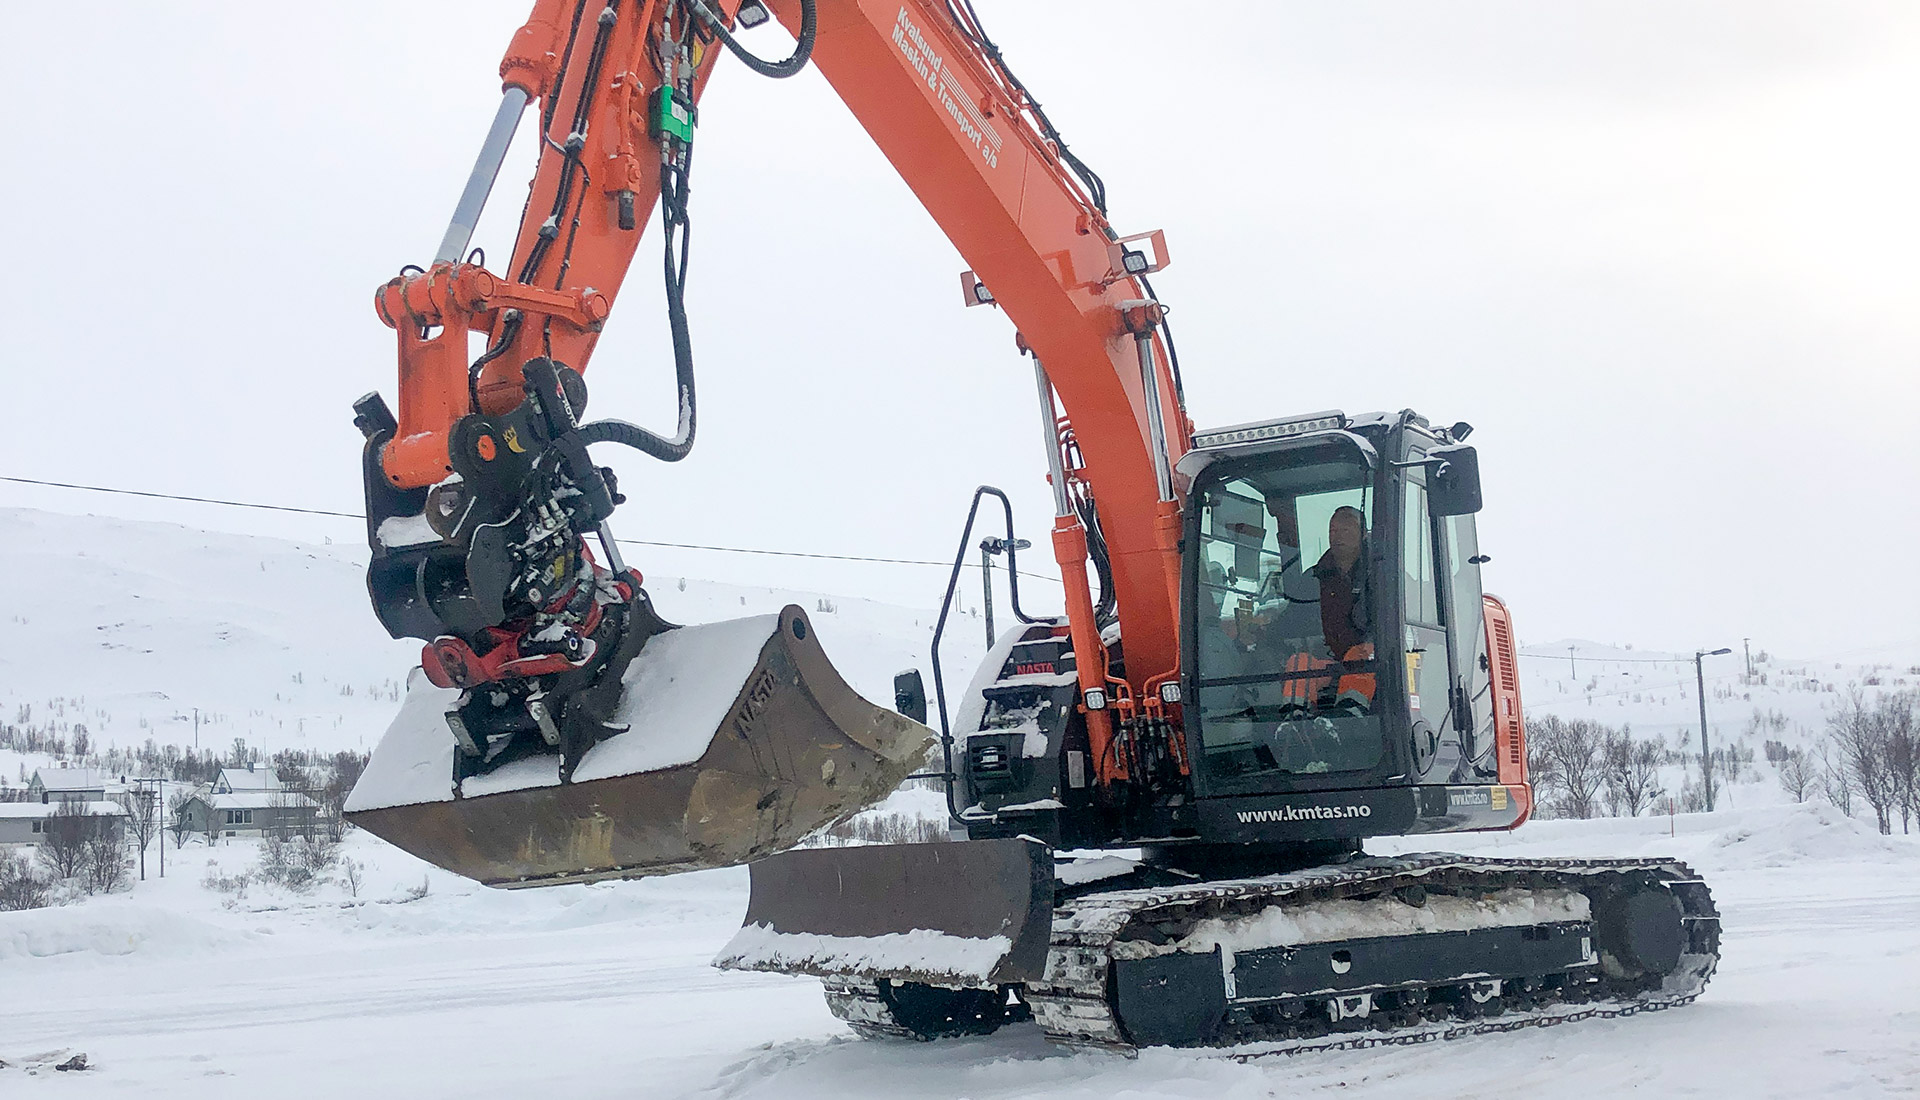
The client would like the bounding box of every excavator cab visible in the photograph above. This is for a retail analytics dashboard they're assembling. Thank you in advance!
[1177,409,1517,837]
[936,409,1524,851]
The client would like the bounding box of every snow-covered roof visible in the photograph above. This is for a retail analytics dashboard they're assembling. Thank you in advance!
[191,791,318,811]
[0,801,128,819]
[216,767,285,792]
[31,767,124,791]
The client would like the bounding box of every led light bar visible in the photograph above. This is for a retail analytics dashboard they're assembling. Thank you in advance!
[1191,410,1345,450]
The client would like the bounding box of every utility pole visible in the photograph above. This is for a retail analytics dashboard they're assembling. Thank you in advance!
[193,707,200,750]
[1695,647,1733,811]
[1743,638,1753,679]
[1568,646,1577,682]
[132,777,164,881]
[978,536,1031,649]
[978,540,995,649]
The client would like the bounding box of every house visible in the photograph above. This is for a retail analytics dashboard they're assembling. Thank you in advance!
[212,765,285,795]
[26,768,129,804]
[177,790,320,839]
[0,801,129,847]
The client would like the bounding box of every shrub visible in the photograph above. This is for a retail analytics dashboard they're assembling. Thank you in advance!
[0,853,52,911]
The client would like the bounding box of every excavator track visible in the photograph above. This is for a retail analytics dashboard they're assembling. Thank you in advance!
[1025,854,1719,1053]
[823,980,1030,1041]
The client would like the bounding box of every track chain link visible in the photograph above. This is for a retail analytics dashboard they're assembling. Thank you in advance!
[1026,852,1721,1054]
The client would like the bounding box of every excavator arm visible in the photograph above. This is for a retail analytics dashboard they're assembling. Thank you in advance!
[346,0,1198,883]
[770,0,1192,775]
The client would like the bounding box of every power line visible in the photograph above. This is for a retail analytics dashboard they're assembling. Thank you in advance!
[1518,650,1697,665]
[1569,669,1749,703]
[0,474,1064,584]
[3,475,365,521]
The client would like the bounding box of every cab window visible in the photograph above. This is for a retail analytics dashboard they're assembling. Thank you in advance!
[1193,453,1383,781]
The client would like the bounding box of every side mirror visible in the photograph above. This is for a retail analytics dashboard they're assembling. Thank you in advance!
[1426,444,1482,516]
[893,669,929,725]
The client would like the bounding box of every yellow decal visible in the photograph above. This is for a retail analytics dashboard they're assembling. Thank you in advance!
[503,427,527,454]
[1491,786,1509,811]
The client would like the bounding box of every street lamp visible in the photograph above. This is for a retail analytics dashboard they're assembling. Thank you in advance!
[1695,647,1733,811]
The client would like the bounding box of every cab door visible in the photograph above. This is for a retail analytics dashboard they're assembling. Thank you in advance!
[1397,462,1451,778]
[1439,510,1496,780]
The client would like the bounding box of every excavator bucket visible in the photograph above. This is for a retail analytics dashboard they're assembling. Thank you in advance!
[344,606,931,887]
[716,838,1056,987]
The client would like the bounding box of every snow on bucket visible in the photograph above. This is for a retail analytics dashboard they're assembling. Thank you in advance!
[345,606,932,887]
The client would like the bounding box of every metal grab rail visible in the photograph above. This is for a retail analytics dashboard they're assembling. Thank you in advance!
[923,486,1044,823]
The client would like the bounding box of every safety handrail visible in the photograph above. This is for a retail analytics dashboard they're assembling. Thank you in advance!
[925,486,1042,823]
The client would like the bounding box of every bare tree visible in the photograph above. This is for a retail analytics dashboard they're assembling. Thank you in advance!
[257,830,339,891]
[1828,690,1898,834]
[1882,693,1917,834]
[1816,735,1854,816]
[0,853,51,911]
[1603,727,1664,817]
[36,799,91,881]
[1533,715,1606,819]
[84,817,129,894]
[168,788,196,848]
[1527,719,1563,810]
[1777,749,1814,803]
[124,782,164,880]
[319,750,369,840]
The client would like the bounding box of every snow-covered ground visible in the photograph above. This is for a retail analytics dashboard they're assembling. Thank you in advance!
[3,803,1916,1096]
[5,508,1919,1095]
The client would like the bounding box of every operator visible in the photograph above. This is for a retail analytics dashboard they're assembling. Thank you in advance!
[1311,505,1375,711]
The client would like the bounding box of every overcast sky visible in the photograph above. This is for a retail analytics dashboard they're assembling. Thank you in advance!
[2,1,1915,663]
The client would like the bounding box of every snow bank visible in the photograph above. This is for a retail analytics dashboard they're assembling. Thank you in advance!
[0,902,255,963]
[1703,800,1920,870]
[1375,800,1920,873]
[716,922,1012,983]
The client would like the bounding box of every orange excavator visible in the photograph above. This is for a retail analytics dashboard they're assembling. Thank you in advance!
[345,0,1719,1052]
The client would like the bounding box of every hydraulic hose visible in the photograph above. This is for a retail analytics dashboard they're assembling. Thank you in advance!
[687,0,816,79]
[550,0,819,462]
[574,226,696,463]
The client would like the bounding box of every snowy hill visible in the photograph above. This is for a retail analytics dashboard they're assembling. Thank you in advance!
[1517,638,1911,751]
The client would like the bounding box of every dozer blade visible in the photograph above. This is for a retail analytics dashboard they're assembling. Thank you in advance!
[344,605,931,887]
[716,838,1055,987]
